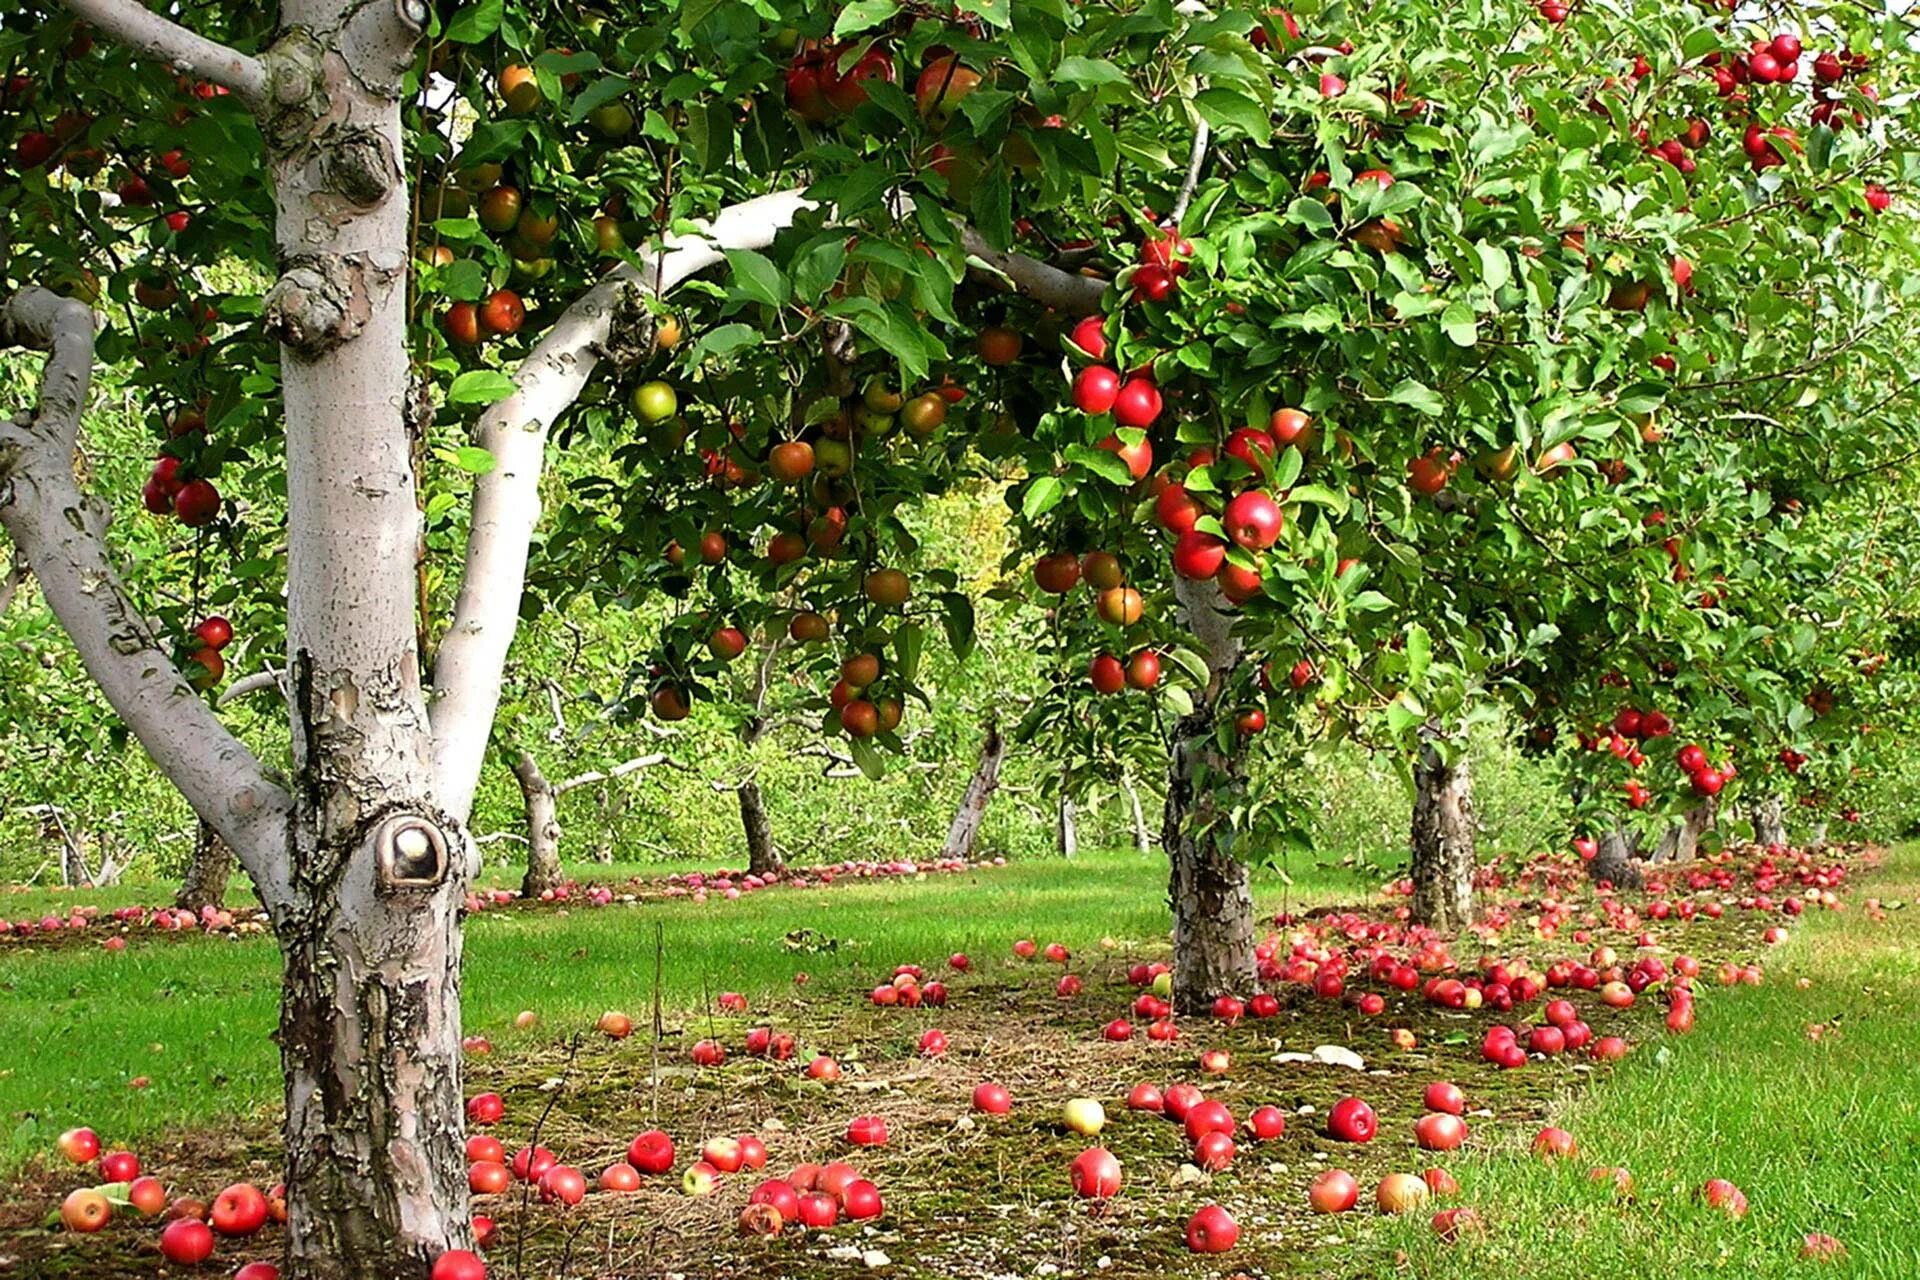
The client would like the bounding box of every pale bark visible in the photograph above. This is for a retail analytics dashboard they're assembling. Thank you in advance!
[176,819,235,913]
[1808,820,1829,851]
[0,542,23,614]
[0,289,294,912]
[1056,788,1078,859]
[61,0,269,101]
[942,719,1005,861]
[430,199,1107,822]
[514,750,562,897]
[261,2,473,1273]
[1651,797,1717,864]
[1750,793,1787,847]
[1409,740,1475,932]
[1164,575,1256,1014]
[1122,771,1153,852]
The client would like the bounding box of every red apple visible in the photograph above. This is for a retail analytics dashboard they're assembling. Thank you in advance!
[160,1218,216,1265]
[1184,1203,1239,1253]
[60,1188,112,1232]
[1328,1096,1377,1143]
[211,1182,269,1236]
[56,1127,101,1165]
[1414,1113,1468,1152]
[1222,490,1284,550]
[1069,1146,1123,1198]
[1310,1168,1359,1213]
[627,1129,674,1175]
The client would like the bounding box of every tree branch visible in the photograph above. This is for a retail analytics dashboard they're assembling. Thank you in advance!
[429,191,1104,818]
[0,288,293,914]
[554,753,679,795]
[216,666,287,707]
[59,0,269,103]
[1169,120,1211,228]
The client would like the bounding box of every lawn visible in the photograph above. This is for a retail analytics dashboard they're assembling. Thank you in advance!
[0,848,1365,1175]
[1388,841,1920,1280]
[4,842,1915,1279]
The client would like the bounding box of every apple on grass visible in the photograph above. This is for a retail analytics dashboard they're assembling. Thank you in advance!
[211,1182,269,1235]
[1185,1203,1239,1253]
[1310,1168,1359,1213]
[160,1217,216,1265]
[1062,1098,1106,1137]
[973,1082,1013,1114]
[60,1188,112,1233]
[56,1127,100,1165]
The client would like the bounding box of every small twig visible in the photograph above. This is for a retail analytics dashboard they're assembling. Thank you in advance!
[1169,120,1211,227]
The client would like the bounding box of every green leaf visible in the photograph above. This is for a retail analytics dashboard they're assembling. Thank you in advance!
[1066,444,1135,486]
[895,621,925,682]
[567,76,632,124]
[688,322,761,360]
[826,297,939,380]
[446,370,516,405]
[725,248,788,308]
[941,592,976,659]
[1441,300,1478,347]
[1161,684,1194,717]
[850,736,886,780]
[832,0,898,37]
[790,236,848,303]
[1194,86,1270,140]
[971,161,1013,252]
[1474,242,1511,292]
[444,0,502,43]
[1406,623,1432,682]
[1386,379,1444,415]
[449,446,497,474]
[1287,197,1335,231]
[1053,56,1131,89]
[1023,475,1065,519]
[1285,483,1349,516]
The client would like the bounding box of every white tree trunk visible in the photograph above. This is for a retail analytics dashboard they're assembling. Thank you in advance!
[1122,771,1153,852]
[1750,793,1787,847]
[1651,797,1716,863]
[177,819,235,913]
[514,750,563,896]
[942,719,1005,861]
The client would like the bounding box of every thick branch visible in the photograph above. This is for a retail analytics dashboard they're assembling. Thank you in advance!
[0,289,292,914]
[60,0,268,103]
[959,226,1106,316]
[430,192,1104,817]
[216,666,287,707]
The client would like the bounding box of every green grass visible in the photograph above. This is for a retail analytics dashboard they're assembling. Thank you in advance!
[1385,843,1920,1279]
[0,849,1363,1174]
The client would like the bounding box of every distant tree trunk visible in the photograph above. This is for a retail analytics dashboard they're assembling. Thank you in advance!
[1807,819,1829,851]
[1589,827,1644,888]
[176,819,235,913]
[739,778,780,875]
[1651,797,1717,864]
[942,719,1004,861]
[592,784,618,863]
[1409,741,1475,931]
[1123,771,1152,852]
[514,750,563,897]
[1056,787,1078,859]
[1750,793,1787,847]
[1163,575,1256,1014]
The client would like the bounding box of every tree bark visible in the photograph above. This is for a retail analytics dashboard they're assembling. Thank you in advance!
[514,750,563,897]
[1056,785,1078,859]
[1807,820,1828,851]
[1163,575,1256,1014]
[1750,793,1787,847]
[1123,771,1153,852]
[1651,797,1717,864]
[1409,741,1475,932]
[942,719,1004,861]
[176,819,235,913]
[1589,827,1644,888]
[739,778,780,875]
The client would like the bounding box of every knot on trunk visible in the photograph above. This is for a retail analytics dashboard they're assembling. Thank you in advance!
[259,29,329,153]
[265,254,390,357]
[322,126,400,207]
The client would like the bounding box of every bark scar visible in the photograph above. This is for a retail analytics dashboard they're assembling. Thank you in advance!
[265,253,397,358]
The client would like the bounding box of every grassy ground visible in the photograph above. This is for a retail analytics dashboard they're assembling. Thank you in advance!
[5,844,1915,1279]
[0,849,1361,1175]
[1386,843,1920,1279]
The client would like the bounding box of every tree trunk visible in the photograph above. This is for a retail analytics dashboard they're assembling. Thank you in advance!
[176,819,235,913]
[515,750,563,897]
[942,719,1004,861]
[739,778,780,875]
[1409,741,1475,932]
[1750,793,1787,847]
[1056,788,1078,859]
[1123,771,1152,852]
[1163,575,1256,1014]
[1651,797,1716,864]
[592,783,619,864]
[1589,827,1644,888]
[1808,819,1829,851]
[264,10,475,1272]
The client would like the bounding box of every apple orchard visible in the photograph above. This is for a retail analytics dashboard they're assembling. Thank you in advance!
[2,0,1919,1275]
